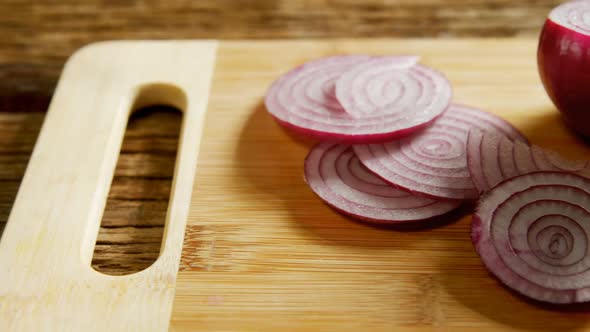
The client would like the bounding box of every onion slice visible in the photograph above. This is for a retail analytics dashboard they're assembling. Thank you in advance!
[467,130,590,193]
[354,105,526,200]
[304,142,461,223]
[472,171,590,303]
[265,55,452,143]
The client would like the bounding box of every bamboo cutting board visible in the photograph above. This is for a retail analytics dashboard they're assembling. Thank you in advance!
[3,39,590,331]
[171,39,590,332]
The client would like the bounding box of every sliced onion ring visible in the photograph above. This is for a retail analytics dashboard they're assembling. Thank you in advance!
[467,130,590,193]
[304,142,461,223]
[265,55,451,144]
[354,105,527,200]
[472,171,590,303]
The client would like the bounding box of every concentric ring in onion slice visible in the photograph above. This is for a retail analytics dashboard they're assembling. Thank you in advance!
[473,171,590,303]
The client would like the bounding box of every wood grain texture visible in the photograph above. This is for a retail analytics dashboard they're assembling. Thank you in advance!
[0,0,570,274]
[168,39,590,331]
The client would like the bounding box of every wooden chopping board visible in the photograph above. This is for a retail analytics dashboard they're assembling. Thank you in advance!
[171,39,590,331]
[2,38,590,332]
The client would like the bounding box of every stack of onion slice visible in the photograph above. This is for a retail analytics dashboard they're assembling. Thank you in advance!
[266,55,528,222]
[266,55,468,223]
[265,53,590,304]
[265,55,452,143]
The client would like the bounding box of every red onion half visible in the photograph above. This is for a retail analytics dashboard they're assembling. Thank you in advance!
[304,143,461,223]
[265,56,452,143]
[538,0,590,137]
[467,130,590,193]
[354,105,526,200]
[472,171,590,303]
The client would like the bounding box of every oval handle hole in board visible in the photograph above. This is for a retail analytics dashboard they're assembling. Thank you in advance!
[92,84,186,276]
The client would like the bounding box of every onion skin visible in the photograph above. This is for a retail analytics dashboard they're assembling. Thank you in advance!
[538,16,590,137]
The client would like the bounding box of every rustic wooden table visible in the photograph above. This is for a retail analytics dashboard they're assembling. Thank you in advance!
[0,0,564,274]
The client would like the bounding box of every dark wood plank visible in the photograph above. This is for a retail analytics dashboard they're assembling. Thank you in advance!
[92,243,163,275]
[91,108,181,275]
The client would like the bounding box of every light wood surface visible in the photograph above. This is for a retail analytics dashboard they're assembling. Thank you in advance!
[0,41,217,331]
[171,39,590,331]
